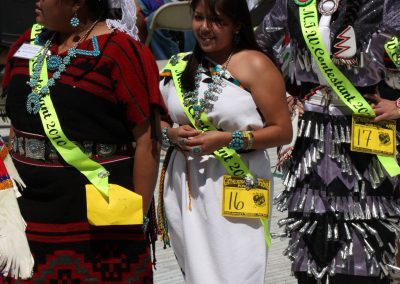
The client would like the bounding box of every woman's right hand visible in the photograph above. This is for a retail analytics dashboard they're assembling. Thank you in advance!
[365,94,400,122]
[168,125,201,150]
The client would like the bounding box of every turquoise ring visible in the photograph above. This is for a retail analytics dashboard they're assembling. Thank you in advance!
[191,146,202,154]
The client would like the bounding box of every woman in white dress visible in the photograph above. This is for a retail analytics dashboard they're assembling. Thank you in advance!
[158,0,292,283]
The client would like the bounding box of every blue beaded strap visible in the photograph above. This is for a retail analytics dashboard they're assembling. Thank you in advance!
[75,36,100,57]
[45,36,100,71]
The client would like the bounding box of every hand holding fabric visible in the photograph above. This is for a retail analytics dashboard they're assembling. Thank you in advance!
[365,94,400,122]
[168,125,201,150]
[185,130,231,155]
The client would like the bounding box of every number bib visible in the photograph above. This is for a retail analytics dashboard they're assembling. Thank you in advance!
[222,175,270,218]
[351,115,396,157]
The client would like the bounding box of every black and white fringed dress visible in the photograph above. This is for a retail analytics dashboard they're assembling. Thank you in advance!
[256,0,400,283]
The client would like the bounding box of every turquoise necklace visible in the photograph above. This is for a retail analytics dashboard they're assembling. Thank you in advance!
[183,53,233,127]
[26,20,100,114]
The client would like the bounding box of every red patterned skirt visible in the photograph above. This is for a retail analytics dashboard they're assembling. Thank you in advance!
[0,145,152,284]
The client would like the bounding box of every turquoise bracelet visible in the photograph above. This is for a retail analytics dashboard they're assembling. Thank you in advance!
[228,130,244,150]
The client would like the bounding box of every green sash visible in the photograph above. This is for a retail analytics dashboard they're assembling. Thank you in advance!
[164,53,271,247]
[298,1,400,177]
[29,24,109,198]
[384,36,400,68]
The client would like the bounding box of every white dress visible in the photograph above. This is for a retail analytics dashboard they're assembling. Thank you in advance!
[160,57,273,284]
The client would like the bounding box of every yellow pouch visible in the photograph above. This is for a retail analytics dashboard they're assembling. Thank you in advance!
[85,184,143,226]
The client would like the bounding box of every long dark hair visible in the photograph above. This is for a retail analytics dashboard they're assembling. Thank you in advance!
[181,0,261,92]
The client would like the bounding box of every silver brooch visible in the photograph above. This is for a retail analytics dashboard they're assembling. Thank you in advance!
[170,54,181,66]
[318,0,339,16]
[244,175,258,189]
[97,170,110,179]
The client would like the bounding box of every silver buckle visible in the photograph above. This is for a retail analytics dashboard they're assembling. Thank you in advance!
[25,138,45,160]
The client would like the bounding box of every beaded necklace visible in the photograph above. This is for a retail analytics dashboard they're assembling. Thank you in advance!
[183,52,233,127]
[26,20,100,115]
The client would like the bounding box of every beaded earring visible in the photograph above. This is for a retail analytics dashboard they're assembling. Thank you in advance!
[70,13,80,28]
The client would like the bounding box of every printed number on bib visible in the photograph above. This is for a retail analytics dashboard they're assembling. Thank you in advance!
[351,115,396,157]
[222,175,270,219]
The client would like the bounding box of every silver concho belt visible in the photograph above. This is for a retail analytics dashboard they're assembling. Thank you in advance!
[10,129,131,162]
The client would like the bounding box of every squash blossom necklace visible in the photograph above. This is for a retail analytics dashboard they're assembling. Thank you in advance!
[26,19,100,114]
[183,51,233,127]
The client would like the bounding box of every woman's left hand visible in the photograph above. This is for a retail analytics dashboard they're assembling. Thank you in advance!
[365,94,400,122]
[184,130,231,155]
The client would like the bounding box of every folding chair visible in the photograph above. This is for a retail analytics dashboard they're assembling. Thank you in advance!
[144,1,192,46]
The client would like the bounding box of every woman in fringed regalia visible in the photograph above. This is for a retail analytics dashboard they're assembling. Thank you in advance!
[256,0,400,283]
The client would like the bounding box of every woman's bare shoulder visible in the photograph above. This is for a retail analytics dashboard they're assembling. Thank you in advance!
[235,49,276,72]
[230,49,280,88]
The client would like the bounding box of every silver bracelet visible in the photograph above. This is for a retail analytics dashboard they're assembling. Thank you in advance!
[161,127,173,148]
[143,216,150,232]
